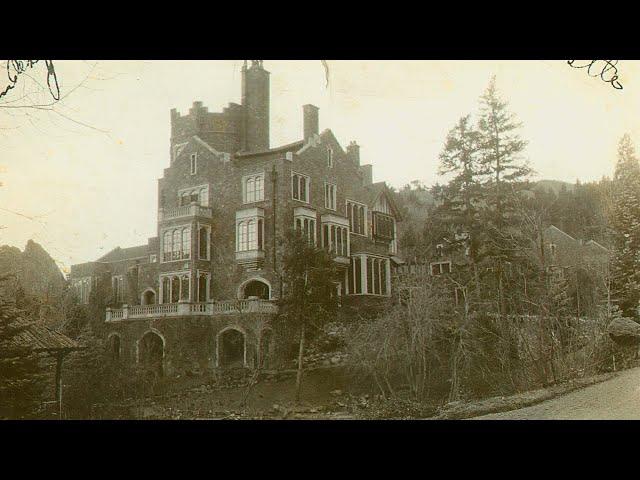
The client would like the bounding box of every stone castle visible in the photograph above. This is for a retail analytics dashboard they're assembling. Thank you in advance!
[69,61,403,375]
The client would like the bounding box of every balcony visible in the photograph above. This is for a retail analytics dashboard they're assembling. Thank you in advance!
[105,299,278,322]
[158,204,213,222]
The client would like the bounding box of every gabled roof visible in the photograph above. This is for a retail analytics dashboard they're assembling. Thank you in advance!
[545,225,576,242]
[364,182,403,221]
[96,245,148,263]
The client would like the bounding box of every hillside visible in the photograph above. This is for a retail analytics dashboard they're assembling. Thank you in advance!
[0,240,66,300]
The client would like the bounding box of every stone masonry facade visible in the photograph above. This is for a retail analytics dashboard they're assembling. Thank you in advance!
[69,61,403,377]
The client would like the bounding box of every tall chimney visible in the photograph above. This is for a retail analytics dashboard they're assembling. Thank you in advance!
[303,104,319,141]
[242,61,270,152]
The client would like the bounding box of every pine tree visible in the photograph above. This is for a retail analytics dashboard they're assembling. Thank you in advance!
[609,134,640,319]
[435,115,484,262]
[477,76,531,314]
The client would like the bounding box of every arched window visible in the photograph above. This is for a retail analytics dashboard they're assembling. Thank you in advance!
[198,274,208,302]
[358,206,365,234]
[255,175,263,200]
[108,334,121,361]
[257,219,263,249]
[246,177,255,203]
[247,220,256,250]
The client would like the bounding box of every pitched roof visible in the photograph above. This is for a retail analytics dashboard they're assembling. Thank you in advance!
[235,139,305,159]
[96,245,148,263]
[3,319,83,354]
[364,182,403,220]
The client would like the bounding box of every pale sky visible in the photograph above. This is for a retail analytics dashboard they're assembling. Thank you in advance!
[1,60,638,273]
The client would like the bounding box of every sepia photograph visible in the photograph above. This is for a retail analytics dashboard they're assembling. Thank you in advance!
[1,58,639,422]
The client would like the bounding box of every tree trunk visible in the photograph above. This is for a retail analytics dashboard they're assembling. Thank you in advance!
[295,321,306,404]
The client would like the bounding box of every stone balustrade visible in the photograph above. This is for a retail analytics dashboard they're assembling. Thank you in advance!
[105,299,278,322]
[158,204,213,222]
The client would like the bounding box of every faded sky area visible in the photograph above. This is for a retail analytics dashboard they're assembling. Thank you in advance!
[0,60,638,272]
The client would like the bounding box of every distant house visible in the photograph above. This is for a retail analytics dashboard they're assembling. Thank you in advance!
[542,225,610,275]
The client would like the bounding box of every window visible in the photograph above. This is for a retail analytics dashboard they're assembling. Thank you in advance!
[149,254,157,263]
[322,223,349,257]
[372,212,395,240]
[295,217,317,245]
[112,275,124,303]
[436,244,444,257]
[244,173,265,203]
[178,184,209,207]
[162,226,191,262]
[198,225,211,260]
[160,273,190,304]
[347,255,389,296]
[190,153,197,175]
[73,277,92,304]
[324,183,337,210]
[326,146,334,168]
[430,261,452,276]
[346,201,367,235]
[237,219,264,252]
[550,243,557,256]
[292,172,310,203]
[197,271,210,302]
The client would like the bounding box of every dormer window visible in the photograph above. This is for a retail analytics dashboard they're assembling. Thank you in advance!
[190,153,197,175]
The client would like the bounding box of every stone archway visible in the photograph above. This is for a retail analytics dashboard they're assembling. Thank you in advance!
[138,330,164,377]
[239,278,270,300]
[217,328,246,368]
[142,289,156,305]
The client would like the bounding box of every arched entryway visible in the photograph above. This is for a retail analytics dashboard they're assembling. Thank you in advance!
[239,278,270,300]
[138,331,164,377]
[217,328,246,368]
[141,289,156,305]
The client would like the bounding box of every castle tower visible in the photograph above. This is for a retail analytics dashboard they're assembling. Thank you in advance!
[241,60,270,152]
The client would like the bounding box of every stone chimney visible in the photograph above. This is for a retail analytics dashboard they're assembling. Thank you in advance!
[346,141,360,166]
[303,104,319,141]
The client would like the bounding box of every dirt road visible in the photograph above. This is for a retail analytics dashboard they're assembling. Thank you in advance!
[477,367,640,420]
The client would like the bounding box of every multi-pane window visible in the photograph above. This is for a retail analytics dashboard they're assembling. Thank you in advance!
[326,146,334,168]
[179,184,209,206]
[347,255,389,296]
[237,219,264,252]
[372,212,395,240]
[160,273,190,304]
[324,183,337,210]
[292,172,310,203]
[112,275,124,303]
[244,173,265,203]
[322,223,349,257]
[162,227,191,262]
[295,216,317,245]
[190,153,197,175]
[346,201,366,235]
[430,261,452,276]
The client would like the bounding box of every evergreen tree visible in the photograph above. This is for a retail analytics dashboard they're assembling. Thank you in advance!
[477,76,531,314]
[278,229,339,403]
[609,134,640,319]
[435,115,484,267]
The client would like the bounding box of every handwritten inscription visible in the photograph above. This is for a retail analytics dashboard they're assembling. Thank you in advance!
[0,60,60,101]
[567,60,623,91]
